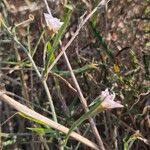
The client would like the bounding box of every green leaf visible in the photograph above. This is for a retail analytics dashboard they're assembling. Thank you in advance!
[64,4,73,10]
[27,127,53,134]
[54,63,99,77]
[18,112,48,126]
[46,41,55,63]
[123,134,137,150]
[44,5,73,76]
[62,96,104,147]
[2,139,16,146]
[90,22,114,62]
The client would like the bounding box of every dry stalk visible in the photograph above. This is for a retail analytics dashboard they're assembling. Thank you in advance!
[61,42,105,150]
[48,0,109,72]
[0,90,99,150]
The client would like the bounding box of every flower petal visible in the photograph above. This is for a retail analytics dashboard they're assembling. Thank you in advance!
[100,89,124,109]
[101,99,124,109]
[44,13,63,33]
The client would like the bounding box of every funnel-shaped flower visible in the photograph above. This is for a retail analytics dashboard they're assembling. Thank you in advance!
[101,89,124,109]
[44,13,63,33]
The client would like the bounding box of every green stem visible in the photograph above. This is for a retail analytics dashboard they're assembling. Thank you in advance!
[42,80,58,122]
[1,18,57,122]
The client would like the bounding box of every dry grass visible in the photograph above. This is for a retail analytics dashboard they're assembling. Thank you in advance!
[0,0,150,150]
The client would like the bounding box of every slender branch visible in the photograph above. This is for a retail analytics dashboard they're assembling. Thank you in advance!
[60,42,105,150]
[48,0,109,72]
[42,80,58,122]
[43,0,51,14]
[0,16,57,122]
[13,38,58,122]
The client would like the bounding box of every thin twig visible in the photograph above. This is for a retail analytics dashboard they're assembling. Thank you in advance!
[47,0,109,72]
[60,42,106,150]
[43,0,51,14]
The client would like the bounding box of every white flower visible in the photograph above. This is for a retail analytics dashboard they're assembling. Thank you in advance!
[101,89,124,109]
[44,13,63,33]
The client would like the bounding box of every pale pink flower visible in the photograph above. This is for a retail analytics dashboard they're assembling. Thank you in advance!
[44,13,63,33]
[101,89,124,109]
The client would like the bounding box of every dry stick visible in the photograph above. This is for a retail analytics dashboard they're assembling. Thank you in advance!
[0,91,99,150]
[43,0,51,14]
[47,0,109,73]
[61,43,105,150]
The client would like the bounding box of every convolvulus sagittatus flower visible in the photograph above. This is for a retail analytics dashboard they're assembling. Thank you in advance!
[44,13,63,33]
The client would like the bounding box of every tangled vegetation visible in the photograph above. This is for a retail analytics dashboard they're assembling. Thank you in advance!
[0,0,149,150]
